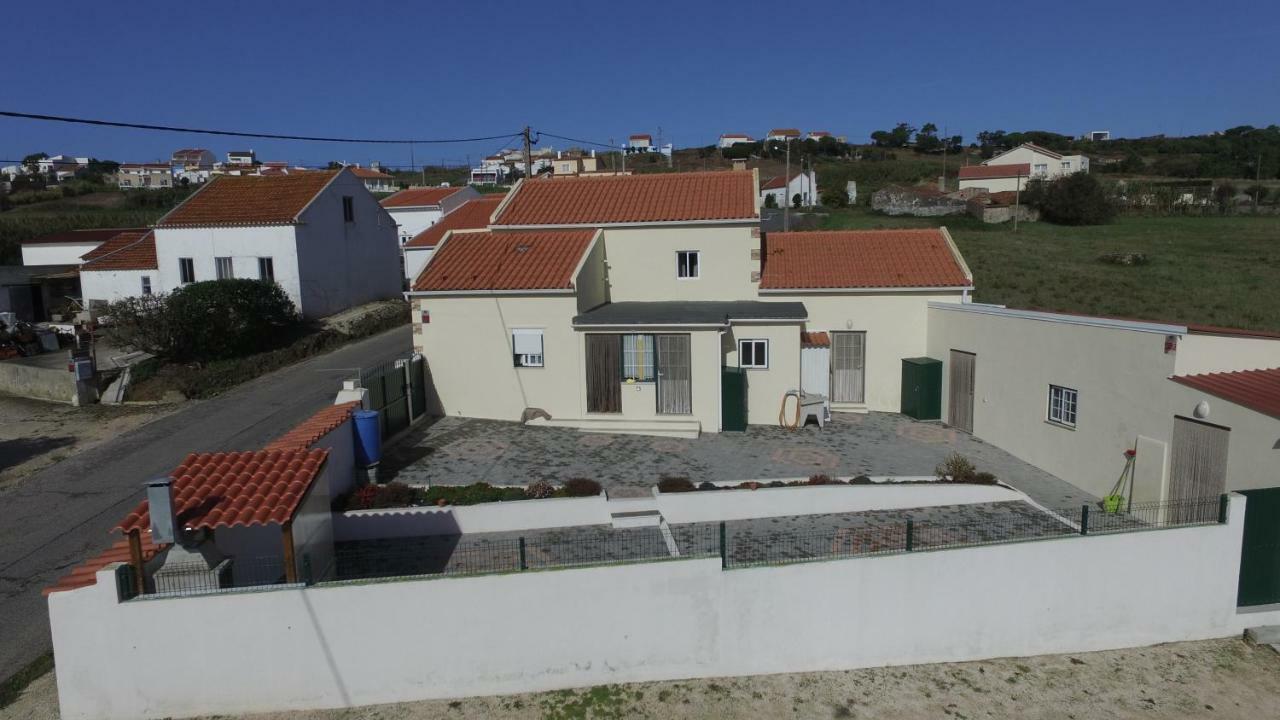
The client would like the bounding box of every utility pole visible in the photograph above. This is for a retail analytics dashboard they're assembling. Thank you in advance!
[1013,173,1022,233]
[1255,153,1262,213]
[608,138,615,172]
[783,138,791,232]
[941,125,947,192]
[523,126,533,180]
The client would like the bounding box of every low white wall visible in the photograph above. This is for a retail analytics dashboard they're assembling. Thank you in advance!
[51,496,1247,720]
[655,482,1023,525]
[334,495,609,541]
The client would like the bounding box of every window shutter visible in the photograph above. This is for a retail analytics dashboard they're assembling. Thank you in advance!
[512,329,543,355]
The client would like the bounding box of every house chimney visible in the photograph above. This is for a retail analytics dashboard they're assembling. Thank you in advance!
[732,158,747,172]
[146,477,179,544]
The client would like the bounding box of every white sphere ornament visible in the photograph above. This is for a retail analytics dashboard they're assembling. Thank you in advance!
[1193,400,1210,419]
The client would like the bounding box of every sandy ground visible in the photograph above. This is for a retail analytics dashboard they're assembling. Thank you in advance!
[5,638,1280,720]
[0,394,174,489]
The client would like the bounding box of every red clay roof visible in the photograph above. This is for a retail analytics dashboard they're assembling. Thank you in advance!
[801,331,830,347]
[630,134,652,141]
[761,172,802,190]
[382,186,469,209]
[959,164,1031,180]
[265,402,359,451]
[348,166,393,179]
[116,448,329,534]
[761,230,972,290]
[79,231,157,271]
[156,171,339,227]
[1171,367,1280,420]
[44,534,163,596]
[494,171,757,226]
[769,128,801,136]
[1017,142,1064,160]
[404,195,504,248]
[414,229,596,292]
[22,227,146,246]
[1186,324,1280,340]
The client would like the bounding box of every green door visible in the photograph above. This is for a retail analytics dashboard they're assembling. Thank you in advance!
[1238,487,1280,607]
[721,367,747,432]
[900,357,942,420]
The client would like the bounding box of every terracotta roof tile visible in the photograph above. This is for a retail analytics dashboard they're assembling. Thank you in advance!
[1170,367,1280,420]
[382,186,469,209]
[404,195,504,248]
[348,166,393,179]
[761,230,972,290]
[44,534,163,596]
[156,171,339,227]
[116,448,329,534]
[494,171,757,226]
[80,231,158,271]
[265,402,359,450]
[414,229,596,292]
[769,128,802,136]
[959,164,1030,180]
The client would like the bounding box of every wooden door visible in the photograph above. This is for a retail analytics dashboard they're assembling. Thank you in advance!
[656,334,692,415]
[830,332,865,403]
[1169,417,1229,502]
[585,335,621,413]
[947,350,975,433]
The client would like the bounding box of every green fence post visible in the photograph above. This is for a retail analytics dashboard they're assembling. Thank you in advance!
[1080,504,1090,535]
[905,517,914,552]
[1219,493,1230,524]
[302,554,313,585]
[719,522,727,569]
[518,537,527,571]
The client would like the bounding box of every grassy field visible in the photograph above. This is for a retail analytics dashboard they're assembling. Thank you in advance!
[817,209,1280,332]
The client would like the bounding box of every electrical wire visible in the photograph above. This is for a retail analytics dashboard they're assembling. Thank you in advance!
[0,110,522,145]
[533,130,620,150]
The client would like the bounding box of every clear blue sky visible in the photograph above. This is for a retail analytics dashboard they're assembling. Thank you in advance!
[4,0,1277,168]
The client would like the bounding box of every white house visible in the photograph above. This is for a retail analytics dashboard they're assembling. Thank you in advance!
[171,148,215,185]
[380,185,481,246]
[36,155,78,174]
[761,169,819,207]
[766,128,802,142]
[628,134,653,152]
[960,143,1089,193]
[718,133,754,148]
[806,130,832,141]
[20,227,146,268]
[133,169,401,318]
[226,150,256,166]
[78,231,159,306]
[347,166,397,194]
[401,194,504,286]
[957,163,1030,194]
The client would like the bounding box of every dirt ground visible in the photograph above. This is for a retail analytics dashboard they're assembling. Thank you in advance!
[5,638,1280,720]
[0,394,173,489]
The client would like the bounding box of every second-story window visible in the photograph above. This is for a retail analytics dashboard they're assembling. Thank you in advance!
[178,257,195,284]
[676,250,700,279]
[342,196,355,222]
[258,257,275,282]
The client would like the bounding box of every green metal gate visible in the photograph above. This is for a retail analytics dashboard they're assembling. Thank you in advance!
[361,356,424,440]
[1237,487,1280,607]
[721,366,747,432]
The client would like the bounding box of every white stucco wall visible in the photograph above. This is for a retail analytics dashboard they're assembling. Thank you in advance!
[80,270,153,305]
[1175,333,1280,375]
[766,292,964,412]
[21,241,101,267]
[600,224,759,302]
[50,497,1247,720]
[402,246,434,284]
[388,207,442,243]
[153,225,302,305]
[722,322,802,425]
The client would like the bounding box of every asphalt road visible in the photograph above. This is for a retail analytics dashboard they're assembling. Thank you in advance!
[0,325,412,684]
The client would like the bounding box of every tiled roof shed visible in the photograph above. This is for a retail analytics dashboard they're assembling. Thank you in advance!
[414,229,597,292]
[1171,367,1280,420]
[382,186,470,209]
[492,171,758,226]
[116,448,329,534]
[44,534,164,596]
[266,401,359,450]
[155,170,340,227]
[79,231,157,271]
[405,195,504,249]
[760,229,973,290]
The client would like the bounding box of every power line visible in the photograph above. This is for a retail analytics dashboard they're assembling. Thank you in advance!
[0,110,522,145]
[534,130,620,151]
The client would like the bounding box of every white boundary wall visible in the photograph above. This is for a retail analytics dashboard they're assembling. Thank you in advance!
[51,496,1248,720]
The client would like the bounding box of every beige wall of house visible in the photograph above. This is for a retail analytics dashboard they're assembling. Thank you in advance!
[764,292,964,413]
[724,322,803,425]
[601,224,760,302]
[574,237,609,313]
[1175,333,1280,375]
[956,176,1025,193]
[926,304,1280,500]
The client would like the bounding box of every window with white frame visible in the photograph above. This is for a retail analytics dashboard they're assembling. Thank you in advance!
[1047,385,1078,427]
[141,276,152,295]
[258,257,275,282]
[512,328,544,367]
[1033,163,1048,175]
[676,250,700,279]
[178,257,195,284]
[622,334,655,381]
[1061,161,1072,171]
[738,338,769,369]
[215,256,234,280]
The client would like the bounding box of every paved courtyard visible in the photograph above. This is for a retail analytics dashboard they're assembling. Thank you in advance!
[381,412,1094,507]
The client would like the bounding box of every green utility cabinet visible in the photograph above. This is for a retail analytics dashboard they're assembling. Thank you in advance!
[900,357,942,420]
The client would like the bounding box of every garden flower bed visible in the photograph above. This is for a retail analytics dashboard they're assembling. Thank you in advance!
[332,478,602,512]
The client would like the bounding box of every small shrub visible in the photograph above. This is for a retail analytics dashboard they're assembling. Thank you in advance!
[972,471,998,485]
[768,480,786,487]
[562,478,602,497]
[371,482,417,509]
[850,475,873,484]
[525,480,556,499]
[344,484,380,510]
[807,474,834,485]
[736,481,761,490]
[936,453,977,483]
[657,476,695,493]
[697,481,718,491]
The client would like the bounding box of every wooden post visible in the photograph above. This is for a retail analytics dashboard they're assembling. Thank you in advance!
[282,522,298,584]
[127,530,146,596]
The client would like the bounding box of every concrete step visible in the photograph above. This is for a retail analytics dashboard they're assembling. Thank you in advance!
[1245,625,1280,650]
[611,509,662,529]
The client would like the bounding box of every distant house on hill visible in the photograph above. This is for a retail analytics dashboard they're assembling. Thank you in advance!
[346,166,397,194]
[959,143,1089,193]
[116,163,173,190]
[718,133,754,148]
[226,150,256,166]
[380,184,480,247]
[761,169,819,207]
[766,128,802,142]
[628,134,654,153]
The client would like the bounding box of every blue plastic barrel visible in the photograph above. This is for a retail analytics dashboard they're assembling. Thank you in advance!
[352,409,382,466]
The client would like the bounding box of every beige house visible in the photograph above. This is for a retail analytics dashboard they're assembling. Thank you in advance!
[959,142,1090,193]
[116,163,173,190]
[410,171,973,437]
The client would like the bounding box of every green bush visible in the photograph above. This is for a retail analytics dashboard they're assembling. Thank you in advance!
[108,279,300,362]
[936,453,977,483]
[563,478,602,497]
[1024,173,1116,225]
[657,476,695,493]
